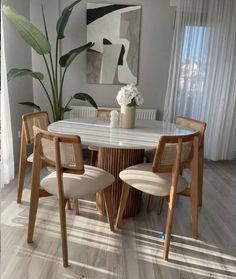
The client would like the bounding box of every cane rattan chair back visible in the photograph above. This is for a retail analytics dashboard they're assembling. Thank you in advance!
[175,116,206,205]
[23,112,49,144]
[176,116,206,149]
[17,111,49,203]
[152,134,195,173]
[34,127,84,174]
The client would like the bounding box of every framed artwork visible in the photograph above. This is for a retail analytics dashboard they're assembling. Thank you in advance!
[87,3,141,85]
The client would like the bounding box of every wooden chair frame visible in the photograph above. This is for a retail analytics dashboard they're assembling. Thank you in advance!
[116,133,199,260]
[27,128,114,267]
[17,111,49,203]
[147,116,206,212]
[176,116,206,206]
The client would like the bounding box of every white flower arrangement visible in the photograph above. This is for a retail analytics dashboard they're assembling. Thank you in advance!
[116,84,144,107]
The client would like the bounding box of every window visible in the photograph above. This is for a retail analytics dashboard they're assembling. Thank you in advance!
[177,26,208,116]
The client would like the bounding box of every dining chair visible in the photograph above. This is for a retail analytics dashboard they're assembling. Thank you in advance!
[27,127,115,267]
[116,133,199,260]
[146,116,206,212]
[17,111,49,204]
[89,108,113,166]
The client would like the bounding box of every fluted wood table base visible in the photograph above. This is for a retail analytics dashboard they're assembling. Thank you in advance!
[96,148,144,218]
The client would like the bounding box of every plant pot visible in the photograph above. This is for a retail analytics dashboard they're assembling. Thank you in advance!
[120,105,136,129]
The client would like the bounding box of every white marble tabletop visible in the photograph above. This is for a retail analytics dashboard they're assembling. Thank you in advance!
[48,118,194,149]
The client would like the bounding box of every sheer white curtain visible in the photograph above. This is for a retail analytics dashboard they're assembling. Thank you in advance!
[164,0,236,160]
[1,8,15,186]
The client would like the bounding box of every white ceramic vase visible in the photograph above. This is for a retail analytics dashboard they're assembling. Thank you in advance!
[120,105,136,129]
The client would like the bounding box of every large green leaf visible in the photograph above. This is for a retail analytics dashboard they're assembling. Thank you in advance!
[19,102,41,111]
[8,68,44,82]
[57,0,81,40]
[59,42,94,68]
[3,5,51,55]
[72,93,98,109]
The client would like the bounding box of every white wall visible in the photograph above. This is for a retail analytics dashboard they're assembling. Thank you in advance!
[3,0,175,168]
[3,0,33,170]
[31,0,175,120]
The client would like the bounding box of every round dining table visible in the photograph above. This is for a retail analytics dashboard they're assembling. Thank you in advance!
[48,118,194,218]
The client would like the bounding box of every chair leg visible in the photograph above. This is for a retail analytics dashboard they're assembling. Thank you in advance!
[146,195,153,213]
[103,187,114,231]
[158,197,165,215]
[163,187,177,260]
[58,196,69,268]
[17,130,29,204]
[90,150,98,166]
[115,184,131,228]
[27,178,40,243]
[191,194,198,239]
[198,146,204,206]
[191,180,199,239]
[17,157,28,204]
[74,198,79,215]
[66,199,72,210]
[27,135,43,243]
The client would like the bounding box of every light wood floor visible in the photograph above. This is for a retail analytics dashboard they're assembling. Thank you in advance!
[1,160,236,279]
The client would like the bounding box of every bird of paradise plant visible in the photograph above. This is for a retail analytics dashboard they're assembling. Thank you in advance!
[3,0,97,121]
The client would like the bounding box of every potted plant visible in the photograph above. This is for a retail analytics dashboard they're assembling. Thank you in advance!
[3,0,97,121]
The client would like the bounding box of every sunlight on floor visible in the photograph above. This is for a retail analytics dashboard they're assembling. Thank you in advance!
[2,188,236,279]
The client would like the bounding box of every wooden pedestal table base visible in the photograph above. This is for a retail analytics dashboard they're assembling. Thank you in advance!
[96,148,144,218]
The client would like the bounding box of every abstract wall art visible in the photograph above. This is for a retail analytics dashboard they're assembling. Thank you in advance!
[87,3,141,85]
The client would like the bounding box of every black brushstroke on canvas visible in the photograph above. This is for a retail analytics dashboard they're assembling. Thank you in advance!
[87,49,102,54]
[102,38,125,65]
[87,4,133,24]
[103,38,112,45]
[118,45,125,65]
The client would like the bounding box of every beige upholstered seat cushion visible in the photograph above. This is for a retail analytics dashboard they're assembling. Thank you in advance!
[41,165,115,198]
[27,153,34,163]
[119,163,188,197]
